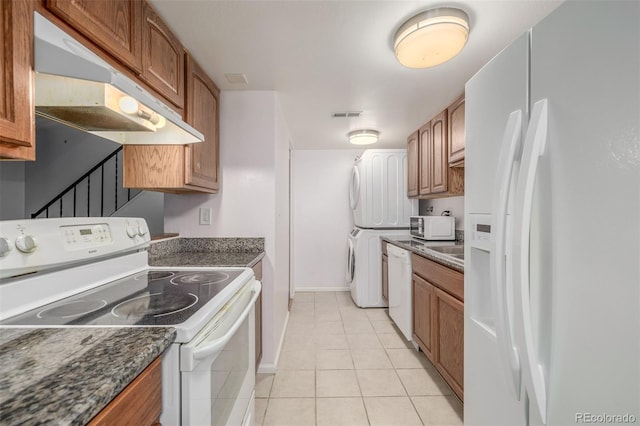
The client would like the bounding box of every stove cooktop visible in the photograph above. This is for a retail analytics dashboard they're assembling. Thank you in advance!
[1,269,244,327]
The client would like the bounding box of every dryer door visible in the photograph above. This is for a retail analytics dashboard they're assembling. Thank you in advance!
[349,165,360,211]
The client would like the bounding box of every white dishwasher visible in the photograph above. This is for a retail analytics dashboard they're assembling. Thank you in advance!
[387,244,413,341]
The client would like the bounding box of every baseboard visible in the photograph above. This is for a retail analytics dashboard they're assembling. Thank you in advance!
[257,310,289,374]
[295,287,350,292]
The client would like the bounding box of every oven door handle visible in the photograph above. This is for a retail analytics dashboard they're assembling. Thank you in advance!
[183,281,261,367]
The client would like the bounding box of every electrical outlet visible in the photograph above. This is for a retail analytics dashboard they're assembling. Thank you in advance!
[199,207,212,225]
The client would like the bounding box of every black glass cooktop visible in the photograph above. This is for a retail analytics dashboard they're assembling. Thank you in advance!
[1,269,243,326]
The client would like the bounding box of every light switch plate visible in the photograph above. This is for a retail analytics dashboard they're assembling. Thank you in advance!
[199,207,212,225]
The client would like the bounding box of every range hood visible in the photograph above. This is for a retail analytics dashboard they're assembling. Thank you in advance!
[33,12,204,145]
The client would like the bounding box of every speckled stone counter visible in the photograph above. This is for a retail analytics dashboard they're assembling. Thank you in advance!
[0,327,175,426]
[148,237,265,268]
[383,237,465,273]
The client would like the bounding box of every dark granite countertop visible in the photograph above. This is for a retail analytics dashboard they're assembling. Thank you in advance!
[382,237,465,273]
[0,327,175,426]
[148,237,265,268]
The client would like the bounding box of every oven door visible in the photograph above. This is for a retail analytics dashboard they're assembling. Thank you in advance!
[180,280,261,426]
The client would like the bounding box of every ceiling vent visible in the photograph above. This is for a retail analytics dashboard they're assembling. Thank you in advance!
[225,73,248,84]
[332,111,362,118]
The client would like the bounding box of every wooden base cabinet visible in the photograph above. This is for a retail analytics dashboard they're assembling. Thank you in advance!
[88,357,162,426]
[412,273,434,361]
[434,287,464,400]
[412,253,464,401]
[0,0,35,160]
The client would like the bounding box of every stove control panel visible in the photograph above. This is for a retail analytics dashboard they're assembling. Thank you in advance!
[0,217,150,279]
[61,223,113,250]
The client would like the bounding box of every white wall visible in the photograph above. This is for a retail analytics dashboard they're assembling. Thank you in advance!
[164,91,290,373]
[419,195,465,230]
[291,149,363,291]
[25,120,118,216]
[0,162,25,220]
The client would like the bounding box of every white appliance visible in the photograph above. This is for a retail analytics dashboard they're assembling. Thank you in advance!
[465,2,639,425]
[350,149,417,228]
[409,215,455,241]
[347,227,411,308]
[386,244,412,341]
[347,150,417,307]
[0,217,260,426]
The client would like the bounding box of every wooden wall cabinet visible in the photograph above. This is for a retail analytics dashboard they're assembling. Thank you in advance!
[123,54,220,193]
[252,260,263,370]
[140,1,185,111]
[407,131,419,197]
[88,357,162,426]
[381,241,389,302]
[447,95,465,166]
[45,0,143,73]
[412,253,464,401]
[407,97,465,199]
[418,122,431,195]
[0,0,35,160]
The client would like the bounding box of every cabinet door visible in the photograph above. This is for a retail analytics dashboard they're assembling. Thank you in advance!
[418,121,431,196]
[448,95,465,165]
[430,110,448,193]
[184,56,220,191]
[407,131,419,197]
[46,0,142,73]
[412,273,434,361]
[141,2,185,110]
[434,287,464,400]
[382,253,389,302]
[0,0,35,160]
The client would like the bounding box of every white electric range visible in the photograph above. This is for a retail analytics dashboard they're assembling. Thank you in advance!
[0,217,261,426]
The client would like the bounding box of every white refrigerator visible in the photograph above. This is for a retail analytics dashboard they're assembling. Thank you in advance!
[465,2,639,425]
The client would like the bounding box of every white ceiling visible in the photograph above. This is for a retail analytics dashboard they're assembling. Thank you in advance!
[149,0,562,150]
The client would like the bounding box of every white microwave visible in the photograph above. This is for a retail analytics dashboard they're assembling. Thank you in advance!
[410,216,455,240]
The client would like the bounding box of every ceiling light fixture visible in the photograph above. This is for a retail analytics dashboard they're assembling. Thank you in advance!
[348,129,379,145]
[393,7,470,69]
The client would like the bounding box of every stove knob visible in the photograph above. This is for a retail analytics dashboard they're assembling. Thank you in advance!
[137,224,148,237]
[15,235,37,253]
[0,237,12,257]
[126,226,138,238]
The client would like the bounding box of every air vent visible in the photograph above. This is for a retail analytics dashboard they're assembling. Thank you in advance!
[225,73,248,84]
[332,111,362,118]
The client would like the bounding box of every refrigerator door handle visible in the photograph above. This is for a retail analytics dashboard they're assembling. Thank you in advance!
[513,98,549,423]
[490,109,523,400]
[349,165,360,210]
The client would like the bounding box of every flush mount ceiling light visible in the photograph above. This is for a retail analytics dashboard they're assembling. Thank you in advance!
[394,7,470,69]
[348,129,379,145]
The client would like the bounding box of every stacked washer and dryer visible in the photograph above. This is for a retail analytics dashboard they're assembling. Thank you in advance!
[347,150,418,308]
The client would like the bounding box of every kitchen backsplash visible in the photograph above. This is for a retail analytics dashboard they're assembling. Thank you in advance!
[419,196,465,231]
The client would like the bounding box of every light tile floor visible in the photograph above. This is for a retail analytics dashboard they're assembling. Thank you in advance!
[255,291,463,426]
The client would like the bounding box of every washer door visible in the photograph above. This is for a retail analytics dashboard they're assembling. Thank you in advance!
[346,239,355,283]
